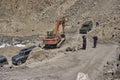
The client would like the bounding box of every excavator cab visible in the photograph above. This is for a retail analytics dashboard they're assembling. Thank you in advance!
[46,31,56,39]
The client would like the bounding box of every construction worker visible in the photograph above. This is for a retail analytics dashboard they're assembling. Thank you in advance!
[96,22,99,27]
[82,35,87,50]
[93,36,98,48]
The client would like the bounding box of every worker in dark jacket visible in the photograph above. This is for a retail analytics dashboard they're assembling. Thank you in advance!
[82,35,87,50]
[93,36,98,48]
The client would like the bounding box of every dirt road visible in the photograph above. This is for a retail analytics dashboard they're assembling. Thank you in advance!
[0,43,118,80]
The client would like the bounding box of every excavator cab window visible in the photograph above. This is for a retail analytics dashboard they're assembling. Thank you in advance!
[46,31,56,38]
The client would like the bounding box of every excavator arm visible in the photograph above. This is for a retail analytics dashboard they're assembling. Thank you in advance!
[54,17,65,35]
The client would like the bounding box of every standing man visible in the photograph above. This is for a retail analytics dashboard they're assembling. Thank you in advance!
[93,36,98,48]
[82,35,87,50]
[96,22,99,27]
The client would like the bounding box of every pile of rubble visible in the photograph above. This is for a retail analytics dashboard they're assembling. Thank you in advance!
[66,45,81,52]
[103,61,120,80]
[100,47,120,80]
[76,72,90,80]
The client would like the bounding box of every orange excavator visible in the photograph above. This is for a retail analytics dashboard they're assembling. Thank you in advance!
[43,17,66,49]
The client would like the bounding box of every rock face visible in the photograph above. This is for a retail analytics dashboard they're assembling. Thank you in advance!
[0,0,119,41]
[89,15,120,43]
[0,0,65,23]
[0,0,119,23]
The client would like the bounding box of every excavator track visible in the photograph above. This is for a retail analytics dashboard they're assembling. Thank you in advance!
[44,44,57,49]
[56,38,65,48]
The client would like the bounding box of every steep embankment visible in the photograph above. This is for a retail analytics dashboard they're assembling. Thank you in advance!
[0,0,119,41]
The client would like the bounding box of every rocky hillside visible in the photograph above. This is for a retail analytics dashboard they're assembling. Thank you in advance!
[0,0,119,41]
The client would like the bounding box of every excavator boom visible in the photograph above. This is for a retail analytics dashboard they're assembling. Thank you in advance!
[54,17,65,35]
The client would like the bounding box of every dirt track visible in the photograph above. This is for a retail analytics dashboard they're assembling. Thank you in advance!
[0,42,118,80]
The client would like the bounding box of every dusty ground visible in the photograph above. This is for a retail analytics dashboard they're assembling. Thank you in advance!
[0,35,118,80]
